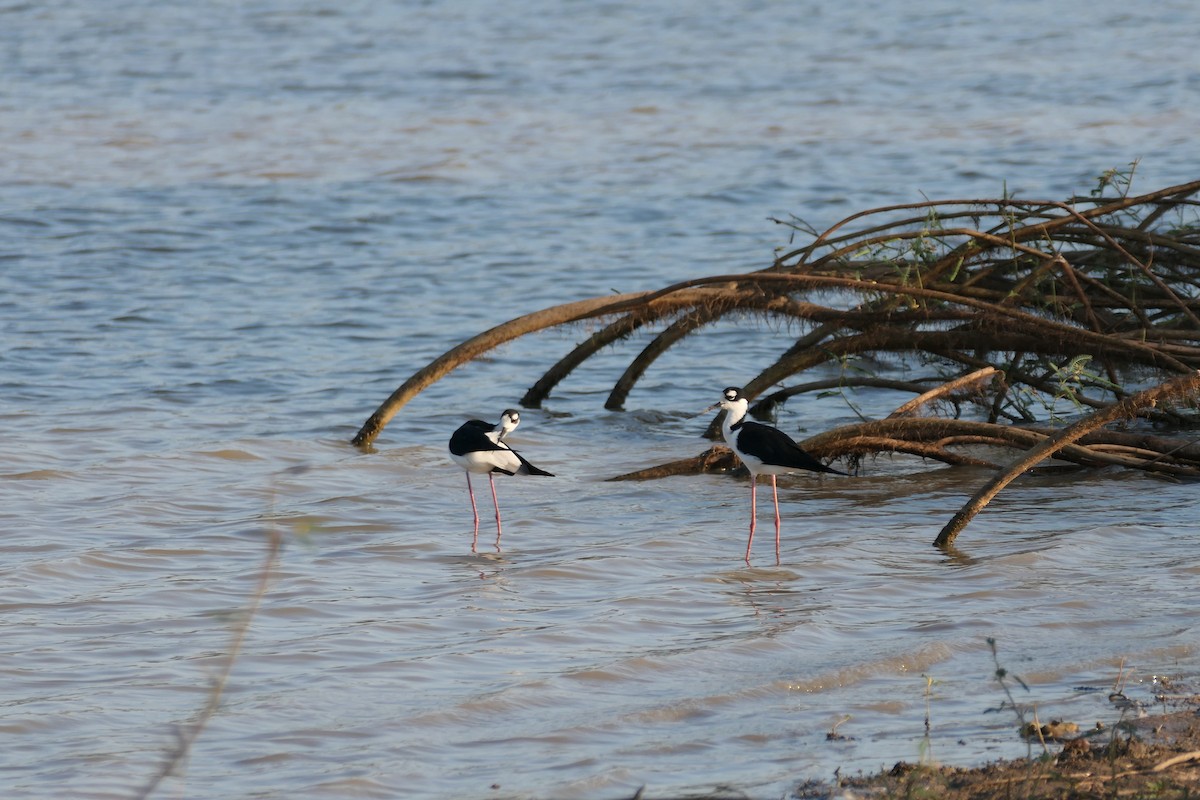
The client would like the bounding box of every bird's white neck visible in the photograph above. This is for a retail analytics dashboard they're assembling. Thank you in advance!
[721,399,748,437]
[495,416,518,441]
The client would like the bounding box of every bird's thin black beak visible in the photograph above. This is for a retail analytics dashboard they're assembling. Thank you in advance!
[693,402,720,418]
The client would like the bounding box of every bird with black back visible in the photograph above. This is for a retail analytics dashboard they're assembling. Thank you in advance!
[706,387,844,564]
[448,409,554,552]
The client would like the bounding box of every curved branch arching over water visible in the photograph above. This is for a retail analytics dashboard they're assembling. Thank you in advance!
[352,178,1200,544]
[933,371,1200,548]
[351,287,728,447]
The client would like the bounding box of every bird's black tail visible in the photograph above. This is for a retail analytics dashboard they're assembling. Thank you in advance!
[515,452,554,476]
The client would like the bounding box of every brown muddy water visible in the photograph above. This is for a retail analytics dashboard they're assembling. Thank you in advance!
[3,1,1199,797]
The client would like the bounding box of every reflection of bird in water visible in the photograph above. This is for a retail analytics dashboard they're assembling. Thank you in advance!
[707,387,844,564]
[448,409,553,551]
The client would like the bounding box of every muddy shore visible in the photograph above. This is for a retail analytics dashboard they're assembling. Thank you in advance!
[797,682,1200,800]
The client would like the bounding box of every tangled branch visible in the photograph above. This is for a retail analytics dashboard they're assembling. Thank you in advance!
[352,174,1200,543]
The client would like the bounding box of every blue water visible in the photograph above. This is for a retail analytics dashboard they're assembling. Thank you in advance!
[3,1,1199,798]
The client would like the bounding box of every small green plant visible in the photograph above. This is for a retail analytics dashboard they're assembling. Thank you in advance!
[987,638,1028,720]
[918,673,938,766]
[1091,159,1141,199]
[827,353,876,422]
[986,639,1034,752]
[985,638,1059,799]
[1001,354,1121,423]
[1046,355,1121,420]
[909,207,946,270]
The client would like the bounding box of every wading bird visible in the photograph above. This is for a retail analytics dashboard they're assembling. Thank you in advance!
[448,409,553,551]
[707,387,844,564]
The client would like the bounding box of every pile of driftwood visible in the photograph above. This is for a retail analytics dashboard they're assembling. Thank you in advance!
[353,175,1200,545]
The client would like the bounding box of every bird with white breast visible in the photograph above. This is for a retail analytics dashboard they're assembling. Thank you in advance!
[707,386,845,564]
[448,409,553,552]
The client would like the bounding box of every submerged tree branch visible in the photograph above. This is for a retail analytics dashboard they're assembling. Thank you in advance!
[352,178,1200,544]
[351,287,727,446]
[934,371,1200,548]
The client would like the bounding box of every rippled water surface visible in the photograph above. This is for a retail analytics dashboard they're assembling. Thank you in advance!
[4,1,1200,798]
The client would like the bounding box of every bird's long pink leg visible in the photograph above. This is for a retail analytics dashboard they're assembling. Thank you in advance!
[771,475,781,565]
[488,472,503,550]
[745,474,757,563]
[466,473,481,552]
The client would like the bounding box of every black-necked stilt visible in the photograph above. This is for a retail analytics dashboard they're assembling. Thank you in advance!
[706,387,844,564]
[448,409,554,551]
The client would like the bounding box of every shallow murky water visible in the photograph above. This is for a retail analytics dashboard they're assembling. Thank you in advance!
[3,1,1199,798]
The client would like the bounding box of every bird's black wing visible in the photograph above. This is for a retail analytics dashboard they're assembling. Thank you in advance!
[450,422,554,476]
[737,421,845,475]
[449,421,506,457]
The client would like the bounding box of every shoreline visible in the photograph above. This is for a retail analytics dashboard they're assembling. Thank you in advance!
[796,690,1200,799]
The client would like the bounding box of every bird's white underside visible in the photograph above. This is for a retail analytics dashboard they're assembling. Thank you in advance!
[450,449,523,475]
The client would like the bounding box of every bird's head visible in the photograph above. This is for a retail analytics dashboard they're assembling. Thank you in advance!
[496,409,521,440]
[703,386,748,416]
